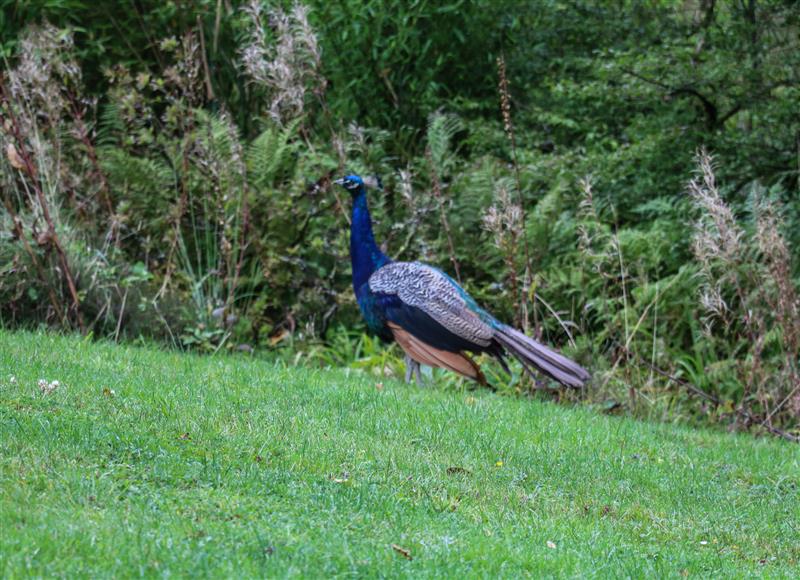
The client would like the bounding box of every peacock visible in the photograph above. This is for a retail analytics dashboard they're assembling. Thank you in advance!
[335,174,590,388]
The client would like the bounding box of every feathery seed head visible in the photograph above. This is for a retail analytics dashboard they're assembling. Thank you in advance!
[241,0,324,125]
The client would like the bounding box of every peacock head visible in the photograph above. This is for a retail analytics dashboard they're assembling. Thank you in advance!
[334,174,382,197]
[334,174,365,196]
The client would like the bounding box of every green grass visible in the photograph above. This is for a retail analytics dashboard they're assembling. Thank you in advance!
[0,331,798,578]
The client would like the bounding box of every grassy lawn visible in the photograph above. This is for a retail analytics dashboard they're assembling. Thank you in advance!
[0,331,798,578]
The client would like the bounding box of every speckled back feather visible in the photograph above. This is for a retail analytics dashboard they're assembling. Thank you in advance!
[369,262,495,347]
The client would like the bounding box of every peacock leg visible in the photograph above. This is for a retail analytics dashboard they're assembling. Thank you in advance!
[403,354,425,385]
[413,360,424,385]
[404,354,414,384]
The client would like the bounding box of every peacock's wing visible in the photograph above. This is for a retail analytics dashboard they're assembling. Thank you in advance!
[369,261,496,352]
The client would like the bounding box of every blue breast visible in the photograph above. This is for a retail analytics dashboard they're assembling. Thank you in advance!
[356,283,392,341]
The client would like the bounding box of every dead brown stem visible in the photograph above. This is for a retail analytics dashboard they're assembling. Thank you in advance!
[497,54,534,332]
[0,78,85,331]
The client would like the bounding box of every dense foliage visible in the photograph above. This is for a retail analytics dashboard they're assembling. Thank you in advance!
[1,0,799,438]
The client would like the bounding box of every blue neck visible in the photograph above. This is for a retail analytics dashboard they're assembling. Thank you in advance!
[351,187,390,292]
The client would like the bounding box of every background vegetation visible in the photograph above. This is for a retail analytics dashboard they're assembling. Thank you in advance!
[1,0,799,439]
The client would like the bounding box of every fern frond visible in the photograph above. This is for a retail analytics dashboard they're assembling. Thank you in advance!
[96,102,126,147]
[427,111,464,176]
[246,118,300,189]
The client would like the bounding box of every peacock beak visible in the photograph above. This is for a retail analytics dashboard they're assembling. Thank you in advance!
[333,177,345,186]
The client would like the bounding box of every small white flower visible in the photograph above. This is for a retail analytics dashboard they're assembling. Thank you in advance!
[38,379,60,396]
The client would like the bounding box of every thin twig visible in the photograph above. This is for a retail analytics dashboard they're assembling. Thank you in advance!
[534,293,576,348]
[197,15,216,101]
[213,0,223,55]
[114,287,128,342]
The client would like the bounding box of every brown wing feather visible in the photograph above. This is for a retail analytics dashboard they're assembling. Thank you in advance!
[388,322,486,385]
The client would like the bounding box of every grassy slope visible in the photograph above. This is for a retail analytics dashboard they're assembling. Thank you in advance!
[0,331,798,578]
